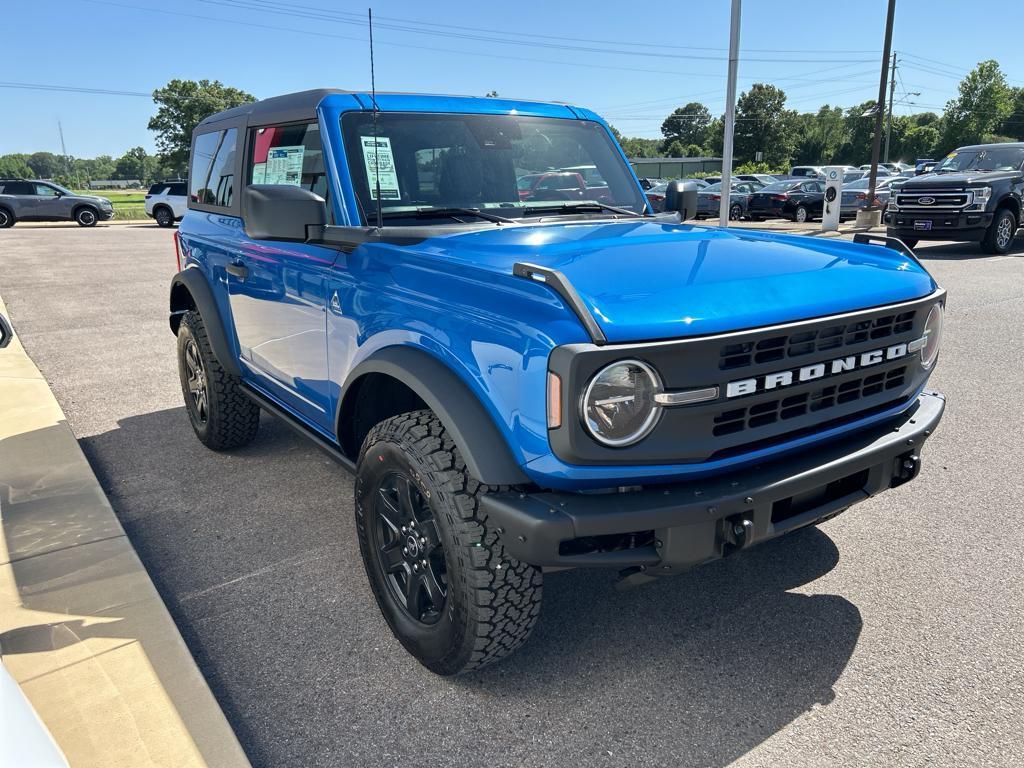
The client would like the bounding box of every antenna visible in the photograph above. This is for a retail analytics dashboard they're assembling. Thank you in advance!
[369,8,383,229]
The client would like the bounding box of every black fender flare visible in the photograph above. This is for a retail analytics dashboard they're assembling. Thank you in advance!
[169,268,242,377]
[339,346,530,486]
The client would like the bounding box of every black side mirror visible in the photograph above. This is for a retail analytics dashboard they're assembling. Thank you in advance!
[243,184,327,241]
[0,313,13,349]
[665,180,700,220]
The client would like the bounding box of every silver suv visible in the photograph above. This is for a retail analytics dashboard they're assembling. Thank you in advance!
[0,179,114,228]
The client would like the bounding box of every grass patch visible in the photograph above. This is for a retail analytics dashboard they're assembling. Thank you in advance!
[112,205,147,220]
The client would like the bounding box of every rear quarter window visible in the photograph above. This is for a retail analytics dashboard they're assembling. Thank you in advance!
[190,128,237,207]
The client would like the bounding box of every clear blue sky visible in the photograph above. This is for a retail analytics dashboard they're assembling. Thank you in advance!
[2,0,1021,158]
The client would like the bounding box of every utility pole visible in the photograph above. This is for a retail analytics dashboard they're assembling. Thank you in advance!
[57,119,74,187]
[863,0,896,228]
[884,51,897,163]
[719,0,741,228]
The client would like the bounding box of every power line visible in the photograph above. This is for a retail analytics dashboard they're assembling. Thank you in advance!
[0,81,150,97]
[192,0,885,58]
[190,0,877,64]
[69,0,785,80]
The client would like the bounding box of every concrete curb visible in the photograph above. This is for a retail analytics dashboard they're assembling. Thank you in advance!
[0,295,250,768]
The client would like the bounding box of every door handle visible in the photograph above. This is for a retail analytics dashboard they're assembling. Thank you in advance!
[226,262,249,280]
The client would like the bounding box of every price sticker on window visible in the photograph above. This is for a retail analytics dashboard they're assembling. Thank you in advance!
[361,136,401,200]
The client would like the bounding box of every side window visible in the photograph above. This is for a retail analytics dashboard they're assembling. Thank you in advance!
[34,184,59,197]
[190,131,223,204]
[208,128,237,207]
[189,129,237,207]
[249,122,327,200]
[169,182,187,196]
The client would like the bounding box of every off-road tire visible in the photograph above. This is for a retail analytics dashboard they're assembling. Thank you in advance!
[176,310,259,450]
[154,205,175,228]
[981,207,1017,254]
[75,206,98,227]
[0,207,14,228]
[356,410,543,675]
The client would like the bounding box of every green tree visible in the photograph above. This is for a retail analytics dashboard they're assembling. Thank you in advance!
[940,60,1012,149]
[663,140,686,157]
[839,100,879,164]
[733,84,794,167]
[793,105,845,164]
[660,102,712,151]
[1000,87,1024,140]
[26,151,63,179]
[705,117,724,156]
[114,146,150,182]
[148,79,255,169]
[0,154,33,178]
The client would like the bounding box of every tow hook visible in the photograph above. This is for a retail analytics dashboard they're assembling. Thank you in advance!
[719,514,754,556]
[891,451,921,487]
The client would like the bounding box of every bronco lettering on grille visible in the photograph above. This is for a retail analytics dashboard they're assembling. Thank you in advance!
[725,337,926,398]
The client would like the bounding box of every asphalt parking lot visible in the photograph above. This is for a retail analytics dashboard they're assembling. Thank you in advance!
[2,223,1022,768]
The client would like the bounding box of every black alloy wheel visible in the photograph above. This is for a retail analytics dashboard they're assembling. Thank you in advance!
[155,206,174,228]
[183,337,209,425]
[369,471,448,624]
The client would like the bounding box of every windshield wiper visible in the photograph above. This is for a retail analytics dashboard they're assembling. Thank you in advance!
[380,206,514,224]
[524,201,643,218]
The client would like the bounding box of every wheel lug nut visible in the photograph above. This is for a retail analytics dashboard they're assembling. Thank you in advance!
[419,537,426,546]
[412,562,419,571]
[420,559,427,567]
[402,547,408,555]
[401,526,407,534]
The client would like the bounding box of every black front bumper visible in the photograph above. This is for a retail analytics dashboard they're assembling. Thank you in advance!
[886,210,992,241]
[483,391,944,575]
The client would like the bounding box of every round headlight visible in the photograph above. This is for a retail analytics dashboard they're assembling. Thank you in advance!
[582,360,662,447]
[920,304,942,369]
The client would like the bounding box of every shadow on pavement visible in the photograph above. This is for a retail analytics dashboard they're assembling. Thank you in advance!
[76,405,862,768]
[913,240,1024,260]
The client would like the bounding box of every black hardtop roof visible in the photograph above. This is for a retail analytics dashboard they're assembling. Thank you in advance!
[196,88,578,133]
[198,88,347,129]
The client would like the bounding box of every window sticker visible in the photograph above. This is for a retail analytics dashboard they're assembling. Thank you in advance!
[265,145,304,186]
[251,162,266,184]
[360,136,401,200]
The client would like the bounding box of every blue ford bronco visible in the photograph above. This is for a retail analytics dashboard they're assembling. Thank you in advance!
[170,89,945,675]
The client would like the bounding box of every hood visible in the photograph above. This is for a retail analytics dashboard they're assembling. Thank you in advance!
[410,220,937,343]
[902,170,1020,189]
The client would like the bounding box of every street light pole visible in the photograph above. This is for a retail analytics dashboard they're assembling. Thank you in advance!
[719,0,741,228]
[865,0,896,226]
[884,51,897,163]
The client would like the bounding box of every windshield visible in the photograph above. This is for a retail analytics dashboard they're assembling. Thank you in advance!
[340,112,648,223]
[933,146,1024,173]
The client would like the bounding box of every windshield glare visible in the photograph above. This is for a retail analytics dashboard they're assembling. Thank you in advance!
[760,181,798,192]
[341,112,647,223]
[933,147,1024,173]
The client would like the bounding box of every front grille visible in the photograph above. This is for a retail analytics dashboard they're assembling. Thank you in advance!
[712,366,908,437]
[546,291,941,468]
[719,310,916,370]
[895,189,970,210]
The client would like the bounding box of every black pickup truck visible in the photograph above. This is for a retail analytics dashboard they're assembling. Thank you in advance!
[886,142,1024,253]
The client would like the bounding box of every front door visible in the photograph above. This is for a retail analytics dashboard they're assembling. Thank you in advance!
[27,183,69,220]
[227,120,336,431]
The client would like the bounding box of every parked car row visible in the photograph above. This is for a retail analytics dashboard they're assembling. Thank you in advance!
[0,177,191,228]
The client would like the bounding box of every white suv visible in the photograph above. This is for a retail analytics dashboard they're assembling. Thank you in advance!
[145,181,187,227]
